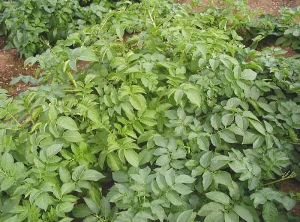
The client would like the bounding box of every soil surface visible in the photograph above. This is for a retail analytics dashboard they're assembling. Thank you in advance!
[0,38,38,96]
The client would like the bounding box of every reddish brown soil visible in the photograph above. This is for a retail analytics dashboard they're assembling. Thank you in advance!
[0,38,38,96]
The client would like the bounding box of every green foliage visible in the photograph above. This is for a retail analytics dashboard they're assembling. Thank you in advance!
[0,0,117,57]
[1,0,300,221]
[246,6,300,50]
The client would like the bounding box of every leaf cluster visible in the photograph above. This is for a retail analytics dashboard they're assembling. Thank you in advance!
[0,0,300,221]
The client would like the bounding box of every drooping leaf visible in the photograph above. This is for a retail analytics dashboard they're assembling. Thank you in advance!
[233,205,253,222]
[262,201,278,222]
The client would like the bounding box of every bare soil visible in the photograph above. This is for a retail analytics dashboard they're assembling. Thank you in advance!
[0,38,38,96]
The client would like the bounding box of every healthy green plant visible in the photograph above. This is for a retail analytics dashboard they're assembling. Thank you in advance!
[246,6,300,50]
[0,0,117,57]
[1,0,300,221]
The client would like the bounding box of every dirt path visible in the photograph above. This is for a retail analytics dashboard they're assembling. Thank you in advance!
[0,38,37,96]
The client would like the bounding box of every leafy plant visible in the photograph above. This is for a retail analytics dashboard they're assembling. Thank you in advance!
[1,0,300,221]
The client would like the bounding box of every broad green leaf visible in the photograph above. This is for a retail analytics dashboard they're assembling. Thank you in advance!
[175,174,195,184]
[62,130,83,143]
[77,48,98,62]
[281,195,296,211]
[210,113,221,130]
[87,109,101,124]
[172,183,193,195]
[124,149,139,167]
[80,170,105,181]
[222,114,234,127]
[174,89,184,104]
[176,210,195,222]
[72,204,93,218]
[242,131,258,144]
[249,119,266,135]
[205,191,231,205]
[210,134,221,147]
[262,202,278,222]
[151,203,166,222]
[45,144,63,157]
[166,192,182,206]
[56,202,74,213]
[129,94,146,111]
[1,178,15,191]
[107,153,123,171]
[48,105,58,122]
[116,25,124,39]
[165,168,175,186]
[257,101,274,113]
[72,165,86,181]
[84,197,100,214]
[225,211,239,222]
[233,205,253,222]
[241,69,257,81]
[204,212,224,222]
[35,192,50,211]
[57,116,78,131]
[210,155,231,170]
[198,202,224,216]
[61,182,76,195]
[184,87,202,107]
[100,197,111,218]
[203,170,213,190]
[225,98,241,109]
[213,171,233,188]
[219,130,237,143]
[3,215,18,222]
[200,151,213,168]
[153,135,168,147]
[59,167,71,183]
[209,59,219,71]
[1,152,14,172]
[197,137,209,151]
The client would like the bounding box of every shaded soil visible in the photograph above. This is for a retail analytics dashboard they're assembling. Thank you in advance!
[280,179,300,216]
[0,38,38,96]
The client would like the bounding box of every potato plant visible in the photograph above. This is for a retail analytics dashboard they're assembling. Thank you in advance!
[0,0,300,221]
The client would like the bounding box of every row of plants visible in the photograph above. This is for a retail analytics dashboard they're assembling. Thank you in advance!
[0,0,300,221]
